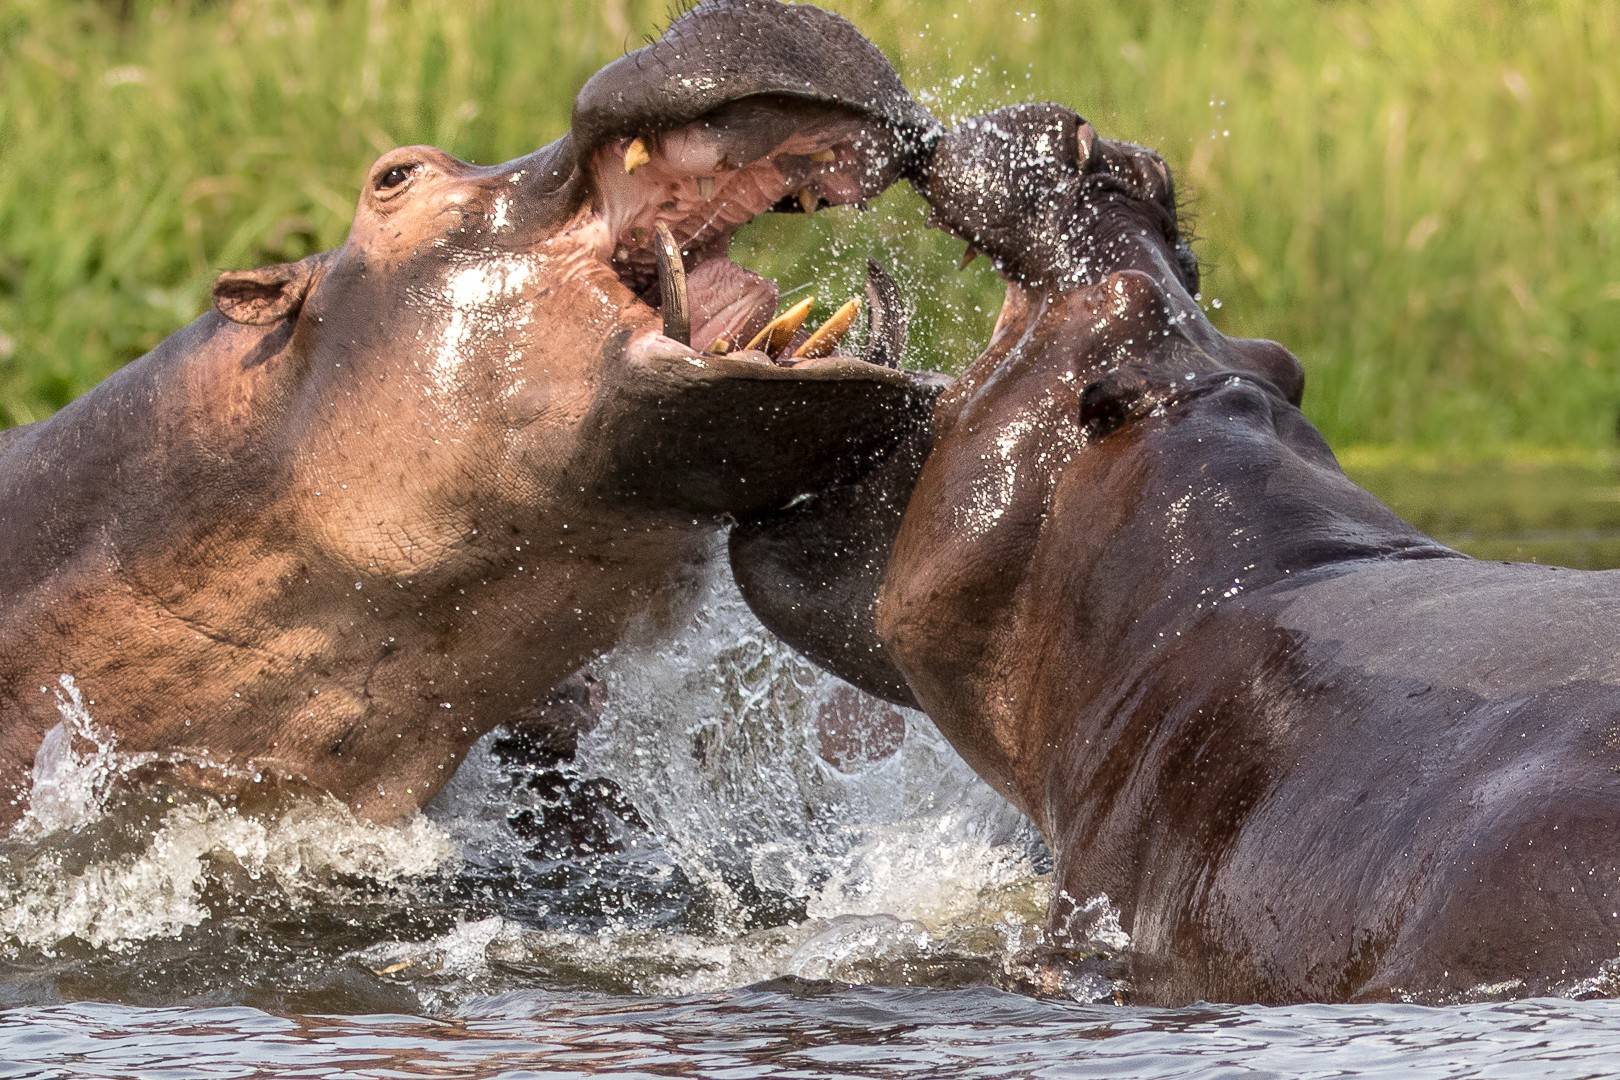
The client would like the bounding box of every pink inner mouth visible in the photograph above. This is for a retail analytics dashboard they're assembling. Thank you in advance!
[578,111,899,361]
[684,259,779,353]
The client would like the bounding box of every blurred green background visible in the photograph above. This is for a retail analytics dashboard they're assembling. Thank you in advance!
[3,0,1620,560]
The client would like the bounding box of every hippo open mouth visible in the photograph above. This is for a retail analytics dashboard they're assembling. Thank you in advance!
[583,108,907,366]
[564,0,938,375]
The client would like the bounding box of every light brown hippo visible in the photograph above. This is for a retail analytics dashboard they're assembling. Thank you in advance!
[0,0,940,827]
[732,104,1620,1005]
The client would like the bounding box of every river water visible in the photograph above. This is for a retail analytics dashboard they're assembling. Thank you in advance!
[4,470,1620,1078]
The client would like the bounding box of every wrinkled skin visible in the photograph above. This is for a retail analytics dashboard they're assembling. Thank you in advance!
[0,0,940,827]
[732,103,1620,1004]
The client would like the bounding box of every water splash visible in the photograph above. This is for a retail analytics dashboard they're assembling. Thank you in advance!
[0,676,453,954]
[353,567,1082,1009]
[576,566,1042,933]
[18,676,129,837]
[0,794,452,953]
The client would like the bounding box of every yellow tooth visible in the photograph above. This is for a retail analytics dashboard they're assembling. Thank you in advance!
[623,137,652,174]
[709,337,731,355]
[695,175,715,199]
[744,296,815,356]
[959,245,979,270]
[810,148,837,163]
[798,187,819,215]
[792,297,862,360]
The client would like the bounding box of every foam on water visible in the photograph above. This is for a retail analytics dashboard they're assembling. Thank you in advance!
[0,795,452,953]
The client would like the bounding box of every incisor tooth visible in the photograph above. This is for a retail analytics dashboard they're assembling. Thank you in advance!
[959,245,980,270]
[744,296,815,356]
[792,298,861,360]
[709,337,731,356]
[810,148,837,163]
[695,175,715,199]
[797,187,819,215]
[623,137,651,174]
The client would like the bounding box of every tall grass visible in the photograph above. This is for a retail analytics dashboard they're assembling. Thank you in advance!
[2,0,1618,449]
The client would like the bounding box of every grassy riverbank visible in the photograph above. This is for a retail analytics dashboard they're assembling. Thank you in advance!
[2,0,1618,449]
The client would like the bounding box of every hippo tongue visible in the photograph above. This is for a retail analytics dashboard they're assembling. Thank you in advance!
[687,258,779,353]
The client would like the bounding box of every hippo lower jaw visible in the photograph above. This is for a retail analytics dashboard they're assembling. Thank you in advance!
[569,98,920,378]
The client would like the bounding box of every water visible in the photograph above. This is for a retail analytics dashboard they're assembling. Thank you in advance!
[8,992,1620,1079]
[4,469,1620,1077]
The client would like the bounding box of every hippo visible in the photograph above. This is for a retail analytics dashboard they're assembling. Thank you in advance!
[730,103,1620,1004]
[0,0,941,828]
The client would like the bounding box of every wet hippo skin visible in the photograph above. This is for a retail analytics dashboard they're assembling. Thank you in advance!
[0,0,942,826]
[731,103,1620,1005]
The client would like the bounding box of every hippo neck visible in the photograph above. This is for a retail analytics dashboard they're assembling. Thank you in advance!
[1032,373,1455,834]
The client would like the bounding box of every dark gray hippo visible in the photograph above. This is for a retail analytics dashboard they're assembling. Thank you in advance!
[0,0,940,827]
[731,102,1620,1005]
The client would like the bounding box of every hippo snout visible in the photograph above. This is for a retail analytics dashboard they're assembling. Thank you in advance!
[916,103,1192,292]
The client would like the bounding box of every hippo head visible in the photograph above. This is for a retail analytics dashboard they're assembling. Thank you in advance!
[211,0,939,533]
[732,104,1321,807]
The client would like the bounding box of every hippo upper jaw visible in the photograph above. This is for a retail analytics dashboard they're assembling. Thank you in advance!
[916,103,1194,296]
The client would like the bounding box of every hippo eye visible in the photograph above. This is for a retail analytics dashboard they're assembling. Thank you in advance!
[374,163,419,196]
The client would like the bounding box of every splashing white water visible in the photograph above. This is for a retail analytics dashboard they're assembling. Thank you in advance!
[576,565,1042,934]
[0,796,452,953]
[19,676,141,837]
[364,567,1078,1007]
[0,677,453,953]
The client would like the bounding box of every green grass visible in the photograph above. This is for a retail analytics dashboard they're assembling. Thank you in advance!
[3,0,1619,450]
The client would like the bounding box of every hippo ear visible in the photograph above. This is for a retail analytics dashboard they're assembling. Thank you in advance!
[212,254,324,326]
